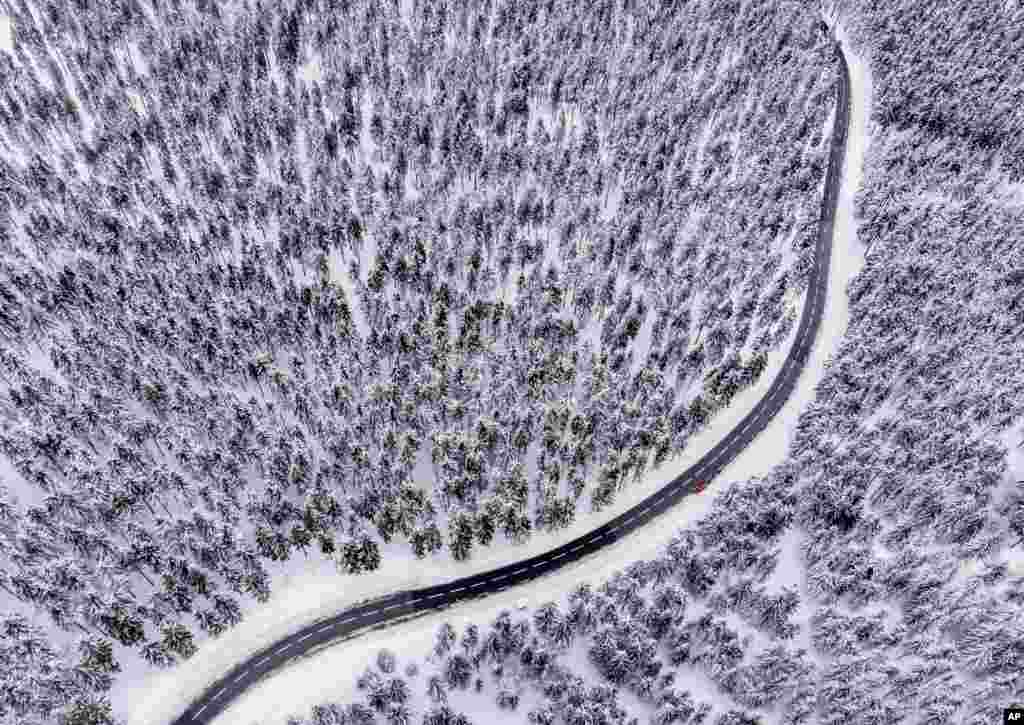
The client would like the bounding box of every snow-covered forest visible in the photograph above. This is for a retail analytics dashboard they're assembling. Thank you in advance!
[1,0,1021,721]
[0,0,842,722]
[275,0,1024,723]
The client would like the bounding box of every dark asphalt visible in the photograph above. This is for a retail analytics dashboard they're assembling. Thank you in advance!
[171,43,851,725]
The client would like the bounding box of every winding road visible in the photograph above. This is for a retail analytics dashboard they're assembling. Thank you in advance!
[172,40,852,725]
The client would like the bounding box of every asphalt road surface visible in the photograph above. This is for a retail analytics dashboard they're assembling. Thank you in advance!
[172,42,851,725]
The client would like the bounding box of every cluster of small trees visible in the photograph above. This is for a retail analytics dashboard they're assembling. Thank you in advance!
[706,580,800,641]
[0,615,120,725]
[555,557,801,722]
[289,559,807,725]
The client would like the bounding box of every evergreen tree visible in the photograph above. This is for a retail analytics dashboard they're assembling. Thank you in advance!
[59,698,117,725]
[448,512,475,561]
[444,653,473,690]
[75,638,120,693]
[426,674,448,704]
[460,624,480,656]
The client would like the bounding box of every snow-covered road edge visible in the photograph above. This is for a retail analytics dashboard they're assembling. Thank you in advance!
[125,28,874,725]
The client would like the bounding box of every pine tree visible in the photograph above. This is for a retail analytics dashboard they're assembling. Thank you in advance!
[59,697,117,725]
[376,649,397,674]
[445,653,473,690]
[474,504,498,546]
[460,624,480,655]
[501,506,532,544]
[528,706,557,725]
[256,526,292,561]
[714,709,764,725]
[387,703,412,725]
[496,687,520,710]
[75,638,120,693]
[533,602,561,638]
[141,640,176,669]
[290,525,313,556]
[99,605,146,648]
[411,522,443,558]
[340,535,381,573]
[448,512,475,561]
[161,623,198,660]
[426,674,448,704]
[434,622,457,658]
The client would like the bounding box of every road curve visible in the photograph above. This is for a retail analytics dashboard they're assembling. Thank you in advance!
[172,42,852,725]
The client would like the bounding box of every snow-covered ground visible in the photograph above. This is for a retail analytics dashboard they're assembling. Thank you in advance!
[0,16,12,53]
[122,27,874,725]
[999,421,1024,578]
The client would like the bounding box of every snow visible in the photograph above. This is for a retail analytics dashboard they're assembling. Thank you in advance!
[764,526,815,656]
[996,180,1024,210]
[0,16,11,52]
[299,55,323,84]
[112,27,885,725]
[127,40,151,77]
[441,671,551,725]
[0,450,44,509]
[999,420,1024,578]
[127,90,148,116]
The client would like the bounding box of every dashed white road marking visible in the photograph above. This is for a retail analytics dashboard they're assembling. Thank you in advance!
[380,603,403,612]
[255,655,272,668]
[274,643,292,655]
[233,669,249,683]
[365,608,380,615]
[469,581,485,589]
[513,567,529,575]
[317,624,333,634]
[426,593,446,600]
[450,586,466,593]
[195,703,208,718]
[531,561,546,569]
[552,552,566,560]
[570,543,585,553]
[591,533,605,540]
[211,687,226,701]
[493,574,509,582]
[297,632,314,643]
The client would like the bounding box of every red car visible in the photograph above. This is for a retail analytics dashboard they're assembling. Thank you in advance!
[693,479,707,493]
